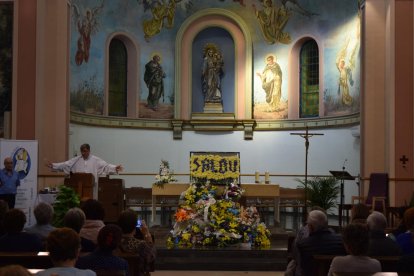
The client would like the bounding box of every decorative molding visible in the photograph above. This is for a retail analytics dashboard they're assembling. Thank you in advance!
[70,112,360,138]
[242,120,255,140]
[254,113,360,130]
[70,111,172,129]
[171,120,183,140]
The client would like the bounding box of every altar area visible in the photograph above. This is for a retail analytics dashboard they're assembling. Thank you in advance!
[151,183,280,225]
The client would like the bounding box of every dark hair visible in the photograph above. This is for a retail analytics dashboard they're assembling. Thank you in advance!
[342,223,369,255]
[404,207,414,229]
[117,209,137,234]
[4,209,26,234]
[80,144,90,151]
[46,227,80,263]
[81,199,105,220]
[34,202,54,225]
[0,200,8,219]
[97,224,122,251]
[351,203,370,222]
[63,207,86,233]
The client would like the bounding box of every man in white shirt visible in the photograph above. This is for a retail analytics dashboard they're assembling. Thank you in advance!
[47,143,123,199]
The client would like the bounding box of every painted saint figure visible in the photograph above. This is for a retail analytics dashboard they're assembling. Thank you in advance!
[252,0,291,44]
[257,55,282,112]
[202,44,224,103]
[144,55,166,111]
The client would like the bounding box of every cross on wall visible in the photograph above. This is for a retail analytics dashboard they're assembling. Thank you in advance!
[400,155,409,167]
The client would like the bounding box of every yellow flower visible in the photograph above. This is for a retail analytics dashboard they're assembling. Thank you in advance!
[182,232,191,241]
[229,221,238,229]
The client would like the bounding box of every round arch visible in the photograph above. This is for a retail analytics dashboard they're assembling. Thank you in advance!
[104,32,140,118]
[175,8,253,120]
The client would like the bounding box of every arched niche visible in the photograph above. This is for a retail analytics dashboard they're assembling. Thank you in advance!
[175,8,253,120]
[104,32,140,118]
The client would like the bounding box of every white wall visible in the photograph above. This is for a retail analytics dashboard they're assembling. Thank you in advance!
[69,124,360,204]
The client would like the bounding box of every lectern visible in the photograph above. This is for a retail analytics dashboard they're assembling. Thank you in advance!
[330,170,355,228]
[64,173,94,200]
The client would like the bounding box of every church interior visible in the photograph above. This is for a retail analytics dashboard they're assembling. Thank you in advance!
[0,0,414,274]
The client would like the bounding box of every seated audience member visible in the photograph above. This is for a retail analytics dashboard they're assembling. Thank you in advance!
[0,199,9,237]
[0,264,31,276]
[25,202,56,242]
[36,227,96,276]
[396,207,414,255]
[63,207,96,252]
[0,208,43,252]
[296,210,346,276]
[388,207,408,241]
[117,209,156,276]
[76,224,129,275]
[328,223,381,275]
[366,211,401,256]
[351,203,371,224]
[80,199,105,244]
[285,206,326,276]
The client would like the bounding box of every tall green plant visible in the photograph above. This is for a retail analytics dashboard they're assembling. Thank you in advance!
[52,185,80,227]
[296,176,340,213]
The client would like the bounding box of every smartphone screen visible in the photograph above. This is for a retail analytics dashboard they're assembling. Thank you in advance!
[136,219,142,228]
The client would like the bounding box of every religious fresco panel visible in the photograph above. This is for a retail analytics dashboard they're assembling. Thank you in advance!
[68,0,360,120]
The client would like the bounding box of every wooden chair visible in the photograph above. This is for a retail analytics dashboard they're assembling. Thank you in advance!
[351,173,389,217]
[124,187,153,222]
[279,187,306,229]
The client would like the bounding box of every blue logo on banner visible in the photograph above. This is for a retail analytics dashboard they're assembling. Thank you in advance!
[12,148,31,179]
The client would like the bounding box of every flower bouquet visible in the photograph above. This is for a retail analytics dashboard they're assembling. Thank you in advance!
[166,180,271,248]
[154,160,177,188]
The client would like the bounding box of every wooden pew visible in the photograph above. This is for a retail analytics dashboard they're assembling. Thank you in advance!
[0,252,145,276]
[0,252,53,269]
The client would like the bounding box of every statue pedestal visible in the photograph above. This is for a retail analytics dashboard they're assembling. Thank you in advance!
[203,102,223,113]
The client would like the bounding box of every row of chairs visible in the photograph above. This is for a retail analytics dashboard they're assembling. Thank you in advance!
[124,187,178,226]
[123,186,309,228]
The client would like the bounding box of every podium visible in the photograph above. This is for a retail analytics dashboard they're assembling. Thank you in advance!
[330,170,355,228]
[64,173,94,200]
[98,177,124,223]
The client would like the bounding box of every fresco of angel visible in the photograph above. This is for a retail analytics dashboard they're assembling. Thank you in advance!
[336,37,358,106]
[252,0,319,44]
[252,0,292,44]
[72,0,104,65]
[142,0,179,41]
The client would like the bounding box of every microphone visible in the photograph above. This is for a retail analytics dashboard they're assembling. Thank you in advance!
[342,159,347,170]
[69,156,82,175]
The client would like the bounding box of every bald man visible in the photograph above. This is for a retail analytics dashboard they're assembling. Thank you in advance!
[0,157,20,208]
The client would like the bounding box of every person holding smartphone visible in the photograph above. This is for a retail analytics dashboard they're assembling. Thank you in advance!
[117,209,155,276]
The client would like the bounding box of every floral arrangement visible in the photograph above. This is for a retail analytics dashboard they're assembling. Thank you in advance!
[190,153,240,185]
[166,181,271,248]
[223,180,245,201]
[154,160,177,188]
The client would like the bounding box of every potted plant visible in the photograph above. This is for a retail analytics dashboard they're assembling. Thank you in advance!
[52,185,80,227]
[296,176,340,214]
